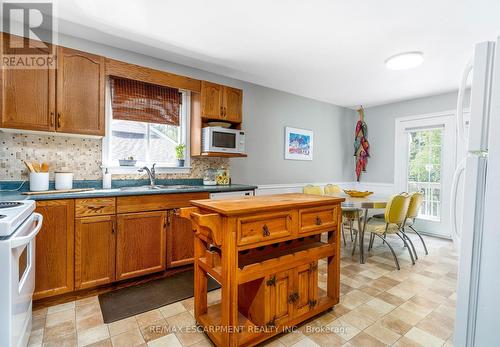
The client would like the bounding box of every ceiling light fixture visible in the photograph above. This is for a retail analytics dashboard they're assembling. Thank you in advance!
[385,52,424,70]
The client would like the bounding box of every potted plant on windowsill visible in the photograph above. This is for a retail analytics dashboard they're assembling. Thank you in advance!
[175,143,186,167]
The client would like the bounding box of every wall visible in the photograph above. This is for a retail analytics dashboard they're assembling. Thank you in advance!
[1,33,354,184]
[359,91,469,184]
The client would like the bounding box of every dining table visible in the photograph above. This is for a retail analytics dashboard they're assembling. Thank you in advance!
[327,193,390,264]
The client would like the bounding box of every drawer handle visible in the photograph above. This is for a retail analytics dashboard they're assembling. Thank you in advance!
[262,224,270,237]
[288,292,299,304]
[315,216,322,225]
[88,205,106,211]
[309,263,318,273]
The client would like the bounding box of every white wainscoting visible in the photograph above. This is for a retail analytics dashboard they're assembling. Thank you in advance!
[255,182,395,196]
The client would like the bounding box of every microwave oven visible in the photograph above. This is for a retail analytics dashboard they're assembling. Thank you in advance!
[201,127,246,154]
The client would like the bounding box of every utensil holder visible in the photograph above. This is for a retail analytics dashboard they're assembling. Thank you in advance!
[29,172,49,192]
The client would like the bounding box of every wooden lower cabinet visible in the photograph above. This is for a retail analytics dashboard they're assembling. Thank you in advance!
[167,210,195,268]
[238,261,319,327]
[116,211,167,281]
[75,216,116,289]
[34,200,74,300]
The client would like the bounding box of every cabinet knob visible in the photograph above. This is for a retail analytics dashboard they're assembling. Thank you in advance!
[262,224,270,237]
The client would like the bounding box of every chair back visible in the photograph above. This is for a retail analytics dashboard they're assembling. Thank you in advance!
[384,193,411,226]
[303,185,323,195]
[324,184,341,195]
[407,191,424,219]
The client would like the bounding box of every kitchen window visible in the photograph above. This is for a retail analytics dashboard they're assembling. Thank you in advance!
[103,77,190,172]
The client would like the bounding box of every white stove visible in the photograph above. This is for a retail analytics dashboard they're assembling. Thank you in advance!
[0,200,43,347]
[0,201,36,238]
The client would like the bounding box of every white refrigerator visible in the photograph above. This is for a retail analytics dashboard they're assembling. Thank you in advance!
[454,37,500,346]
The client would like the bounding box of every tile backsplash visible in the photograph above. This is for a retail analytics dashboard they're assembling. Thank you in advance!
[0,132,229,181]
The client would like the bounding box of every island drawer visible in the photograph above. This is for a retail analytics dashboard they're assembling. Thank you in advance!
[237,211,294,246]
[298,206,338,234]
[75,198,116,217]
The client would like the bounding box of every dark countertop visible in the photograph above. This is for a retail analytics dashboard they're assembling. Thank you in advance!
[0,179,257,202]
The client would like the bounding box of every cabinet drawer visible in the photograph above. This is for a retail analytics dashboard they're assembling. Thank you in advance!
[75,198,116,217]
[299,206,338,233]
[237,212,293,246]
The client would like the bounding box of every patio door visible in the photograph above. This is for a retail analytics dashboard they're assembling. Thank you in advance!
[394,112,456,237]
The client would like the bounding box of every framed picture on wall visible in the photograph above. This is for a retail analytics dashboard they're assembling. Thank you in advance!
[284,127,313,160]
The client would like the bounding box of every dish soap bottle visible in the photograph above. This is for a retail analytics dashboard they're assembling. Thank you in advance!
[103,168,112,189]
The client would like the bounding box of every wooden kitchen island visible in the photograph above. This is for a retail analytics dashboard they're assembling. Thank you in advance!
[179,193,344,346]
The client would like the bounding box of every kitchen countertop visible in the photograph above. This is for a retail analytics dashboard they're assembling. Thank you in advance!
[0,179,257,201]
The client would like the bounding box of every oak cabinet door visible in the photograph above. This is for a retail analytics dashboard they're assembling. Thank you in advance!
[75,216,116,290]
[269,269,294,325]
[294,262,318,316]
[0,34,56,131]
[56,47,105,135]
[200,81,222,119]
[167,211,194,268]
[222,86,242,123]
[34,200,74,300]
[116,211,167,281]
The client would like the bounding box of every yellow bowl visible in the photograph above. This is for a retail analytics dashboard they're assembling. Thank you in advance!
[343,189,374,198]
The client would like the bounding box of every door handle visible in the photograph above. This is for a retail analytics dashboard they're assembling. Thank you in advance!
[288,292,299,304]
[457,57,472,143]
[57,113,61,129]
[50,112,55,127]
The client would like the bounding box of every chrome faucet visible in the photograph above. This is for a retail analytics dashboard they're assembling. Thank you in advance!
[138,163,156,186]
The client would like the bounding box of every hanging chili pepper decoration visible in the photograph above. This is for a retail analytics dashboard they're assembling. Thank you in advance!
[354,106,370,181]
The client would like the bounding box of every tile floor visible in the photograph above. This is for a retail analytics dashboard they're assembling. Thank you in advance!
[29,232,458,347]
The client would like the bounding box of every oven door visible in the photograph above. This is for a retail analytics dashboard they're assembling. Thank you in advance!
[10,213,43,347]
[210,130,240,153]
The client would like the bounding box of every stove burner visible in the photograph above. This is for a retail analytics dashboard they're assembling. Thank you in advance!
[0,215,5,219]
[0,202,23,209]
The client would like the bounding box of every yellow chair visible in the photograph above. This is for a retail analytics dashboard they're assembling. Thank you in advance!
[303,185,323,195]
[365,193,413,269]
[403,191,428,256]
[323,184,361,248]
[324,184,341,194]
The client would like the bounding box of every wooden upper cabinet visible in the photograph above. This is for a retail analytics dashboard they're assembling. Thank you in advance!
[56,47,105,136]
[34,200,74,300]
[200,81,243,123]
[0,34,56,131]
[200,81,222,119]
[75,215,116,290]
[222,86,242,123]
[116,211,167,281]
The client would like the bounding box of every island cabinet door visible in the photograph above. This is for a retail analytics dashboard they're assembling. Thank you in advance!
[116,211,167,281]
[268,269,295,326]
[34,200,74,300]
[75,216,116,290]
[293,262,319,317]
[167,210,194,268]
